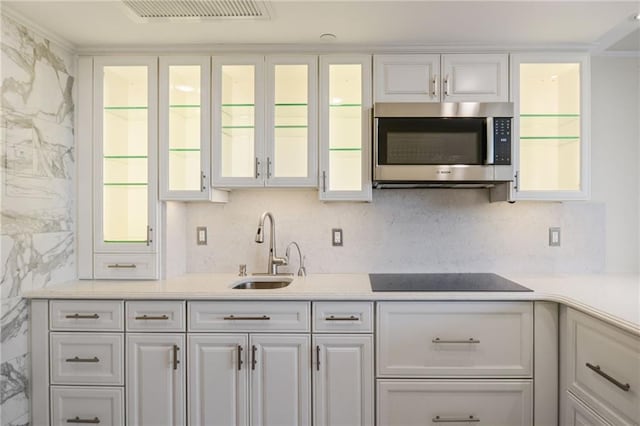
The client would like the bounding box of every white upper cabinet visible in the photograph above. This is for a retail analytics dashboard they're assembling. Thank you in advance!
[159,56,227,202]
[374,54,441,102]
[374,53,508,103]
[319,55,373,201]
[212,55,317,188]
[511,53,590,200]
[442,53,509,102]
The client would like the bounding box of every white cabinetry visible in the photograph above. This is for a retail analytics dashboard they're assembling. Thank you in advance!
[510,53,590,200]
[212,55,317,188]
[187,301,311,426]
[312,301,374,426]
[319,55,373,201]
[374,53,508,103]
[51,386,124,426]
[560,306,639,425]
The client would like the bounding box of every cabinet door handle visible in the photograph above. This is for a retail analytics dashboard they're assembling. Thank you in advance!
[65,313,100,319]
[173,345,180,370]
[255,157,261,179]
[444,75,450,96]
[325,315,358,321]
[200,171,206,191]
[316,345,321,371]
[432,337,480,344]
[432,74,438,97]
[223,315,270,321]
[585,363,631,392]
[514,171,519,191]
[322,171,327,192]
[237,345,243,370]
[65,356,100,363]
[135,314,169,320]
[146,225,153,246]
[433,415,479,423]
[107,263,137,269]
[267,157,272,179]
[251,345,257,370]
[66,416,101,424]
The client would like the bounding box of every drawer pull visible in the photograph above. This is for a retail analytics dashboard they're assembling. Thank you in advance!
[251,345,257,370]
[173,345,180,370]
[237,345,243,370]
[65,356,100,363]
[65,313,100,320]
[432,337,480,344]
[66,416,100,424]
[325,315,358,321]
[585,362,631,392]
[224,315,271,321]
[433,415,479,423]
[135,314,169,320]
[107,263,137,269]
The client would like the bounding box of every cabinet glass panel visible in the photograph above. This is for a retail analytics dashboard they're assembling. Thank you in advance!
[102,66,148,243]
[329,64,362,191]
[274,64,308,178]
[169,65,201,191]
[220,65,255,178]
[519,63,581,191]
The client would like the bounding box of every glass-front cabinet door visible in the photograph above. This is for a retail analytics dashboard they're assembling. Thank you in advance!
[511,53,590,200]
[93,57,158,255]
[212,56,264,187]
[265,56,318,187]
[319,55,373,201]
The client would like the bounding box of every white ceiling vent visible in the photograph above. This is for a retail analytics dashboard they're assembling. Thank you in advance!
[121,0,271,21]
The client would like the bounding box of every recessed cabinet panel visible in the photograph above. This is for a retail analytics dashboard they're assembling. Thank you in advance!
[374,54,440,102]
[442,54,508,102]
[51,386,124,426]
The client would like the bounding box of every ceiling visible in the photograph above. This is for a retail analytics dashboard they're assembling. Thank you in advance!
[2,0,639,52]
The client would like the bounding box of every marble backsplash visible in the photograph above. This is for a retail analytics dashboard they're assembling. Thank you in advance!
[184,189,605,275]
[1,11,75,426]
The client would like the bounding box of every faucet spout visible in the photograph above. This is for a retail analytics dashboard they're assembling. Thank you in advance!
[255,211,287,275]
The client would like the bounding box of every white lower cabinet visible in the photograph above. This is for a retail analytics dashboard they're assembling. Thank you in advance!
[51,386,124,426]
[127,333,186,426]
[313,335,374,426]
[377,380,533,426]
[564,391,611,426]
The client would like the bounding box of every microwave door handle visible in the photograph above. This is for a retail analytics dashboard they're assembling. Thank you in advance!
[485,117,495,165]
[373,117,379,168]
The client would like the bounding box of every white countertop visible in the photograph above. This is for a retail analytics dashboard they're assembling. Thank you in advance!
[23,273,640,336]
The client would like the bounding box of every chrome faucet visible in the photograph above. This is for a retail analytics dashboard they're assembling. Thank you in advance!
[255,211,288,275]
[286,241,306,277]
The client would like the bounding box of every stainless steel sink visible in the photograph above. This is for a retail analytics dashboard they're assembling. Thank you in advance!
[232,278,292,290]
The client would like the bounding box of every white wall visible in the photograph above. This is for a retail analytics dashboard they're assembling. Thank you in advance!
[590,56,640,273]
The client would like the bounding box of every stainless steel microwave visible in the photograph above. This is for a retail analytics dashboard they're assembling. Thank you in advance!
[373,102,514,188]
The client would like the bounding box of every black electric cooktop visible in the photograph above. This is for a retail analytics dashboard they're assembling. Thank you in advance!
[369,273,532,292]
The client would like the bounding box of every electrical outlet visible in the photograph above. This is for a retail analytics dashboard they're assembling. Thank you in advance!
[549,227,561,247]
[197,226,207,245]
[332,228,343,246]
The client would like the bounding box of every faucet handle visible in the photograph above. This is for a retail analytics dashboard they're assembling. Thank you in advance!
[298,255,307,277]
[238,264,247,277]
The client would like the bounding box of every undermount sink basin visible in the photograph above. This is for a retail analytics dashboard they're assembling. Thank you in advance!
[232,277,293,290]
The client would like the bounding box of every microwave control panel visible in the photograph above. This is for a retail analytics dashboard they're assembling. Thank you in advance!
[493,118,512,165]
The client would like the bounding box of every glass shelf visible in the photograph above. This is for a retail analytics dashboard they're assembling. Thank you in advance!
[520,136,579,140]
[104,183,148,186]
[104,155,148,159]
[104,106,148,110]
[170,104,200,108]
[329,147,361,151]
[169,148,200,152]
[520,114,579,117]
[329,104,362,107]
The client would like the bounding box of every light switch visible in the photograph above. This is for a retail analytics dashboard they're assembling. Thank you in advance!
[549,227,561,247]
[332,228,343,247]
[197,226,207,245]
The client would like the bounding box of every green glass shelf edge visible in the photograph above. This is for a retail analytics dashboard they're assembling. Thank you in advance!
[275,103,308,107]
[222,103,255,107]
[169,148,201,152]
[104,106,148,110]
[520,114,580,117]
[275,125,308,129]
[104,183,148,186]
[329,148,361,151]
[170,104,200,108]
[104,155,147,159]
[520,136,580,140]
[222,126,254,129]
[104,240,147,243]
[330,104,361,107]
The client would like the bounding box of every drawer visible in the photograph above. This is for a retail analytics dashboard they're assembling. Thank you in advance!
[377,301,533,377]
[94,253,158,279]
[188,301,310,332]
[50,300,123,331]
[51,386,124,426]
[50,333,123,385]
[564,308,640,425]
[126,301,185,332]
[377,379,533,426]
[564,391,611,426]
[313,301,373,333]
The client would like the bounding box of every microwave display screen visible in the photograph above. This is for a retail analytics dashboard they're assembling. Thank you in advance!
[378,118,485,165]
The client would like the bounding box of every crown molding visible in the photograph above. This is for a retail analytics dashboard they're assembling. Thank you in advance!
[1,4,77,53]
